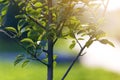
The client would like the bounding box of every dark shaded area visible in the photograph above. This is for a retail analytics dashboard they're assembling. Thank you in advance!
[2,1,20,28]
[0,1,25,52]
[0,1,27,41]
[0,2,17,42]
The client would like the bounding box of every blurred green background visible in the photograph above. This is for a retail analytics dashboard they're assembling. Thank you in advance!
[0,37,120,80]
[1,61,120,80]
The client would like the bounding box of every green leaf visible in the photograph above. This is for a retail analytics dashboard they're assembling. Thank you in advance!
[27,30,41,41]
[14,54,24,66]
[86,40,93,48]
[53,61,57,67]
[69,40,76,49]
[53,55,58,61]
[5,27,17,33]
[42,58,48,63]
[1,5,8,16]
[15,15,25,19]
[22,60,30,68]
[40,40,47,47]
[69,32,75,38]
[34,2,42,7]
[77,30,85,34]
[17,19,27,31]
[21,38,34,44]
[78,38,84,40]
[95,30,106,39]
[99,39,115,47]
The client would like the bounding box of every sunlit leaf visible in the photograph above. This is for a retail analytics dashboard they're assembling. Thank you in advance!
[95,30,106,39]
[5,27,17,33]
[34,2,42,7]
[53,55,58,60]
[69,40,76,49]
[69,32,75,38]
[78,38,84,40]
[42,58,48,63]
[21,38,34,44]
[99,39,115,47]
[53,61,57,67]
[77,30,85,34]
[86,40,93,48]
[22,60,30,68]
[14,54,24,66]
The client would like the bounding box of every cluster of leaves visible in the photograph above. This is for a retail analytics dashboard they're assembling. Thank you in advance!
[0,0,114,68]
[0,0,9,26]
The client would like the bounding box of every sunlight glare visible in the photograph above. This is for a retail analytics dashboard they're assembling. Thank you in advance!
[107,0,120,11]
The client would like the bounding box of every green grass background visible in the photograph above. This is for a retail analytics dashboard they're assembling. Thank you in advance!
[0,40,120,80]
[0,61,120,80]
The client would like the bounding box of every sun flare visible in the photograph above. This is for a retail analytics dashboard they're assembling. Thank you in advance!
[107,0,120,11]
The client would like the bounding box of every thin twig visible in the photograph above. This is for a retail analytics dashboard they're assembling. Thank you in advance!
[14,38,48,66]
[0,29,48,66]
[62,45,86,80]
[80,52,87,56]
[25,13,46,30]
[53,25,63,45]
[73,32,82,49]
[102,0,110,16]
[0,30,13,38]
[62,37,92,80]
[53,21,65,45]
[43,49,48,53]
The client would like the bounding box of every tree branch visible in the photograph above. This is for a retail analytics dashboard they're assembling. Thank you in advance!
[53,21,65,45]
[15,38,48,66]
[73,32,82,49]
[12,0,46,30]
[53,26,63,45]
[0,30,48,66]
[101,0,110,16]
[0,30,13,38]
[62,37,92,80]
[43,49,48,53]
[80,52,87,56]
[25,13,46,30]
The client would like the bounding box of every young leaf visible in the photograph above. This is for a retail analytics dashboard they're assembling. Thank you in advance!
[99,39,115,47]
[78,38,84,40]
[14,54,24,66]
[69,40,76,49]
[17,19,27,31]
[42,58,48,63]
[22,60,30,68]
[5,27,17,33]
[53,61,57,67]
[86,40,93,48]
[34,2,42,7]
[53,55,58,61]
[95,30,106,39]
[69,32,75,38]
[77,30,85,34]
[21,38,34,44]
